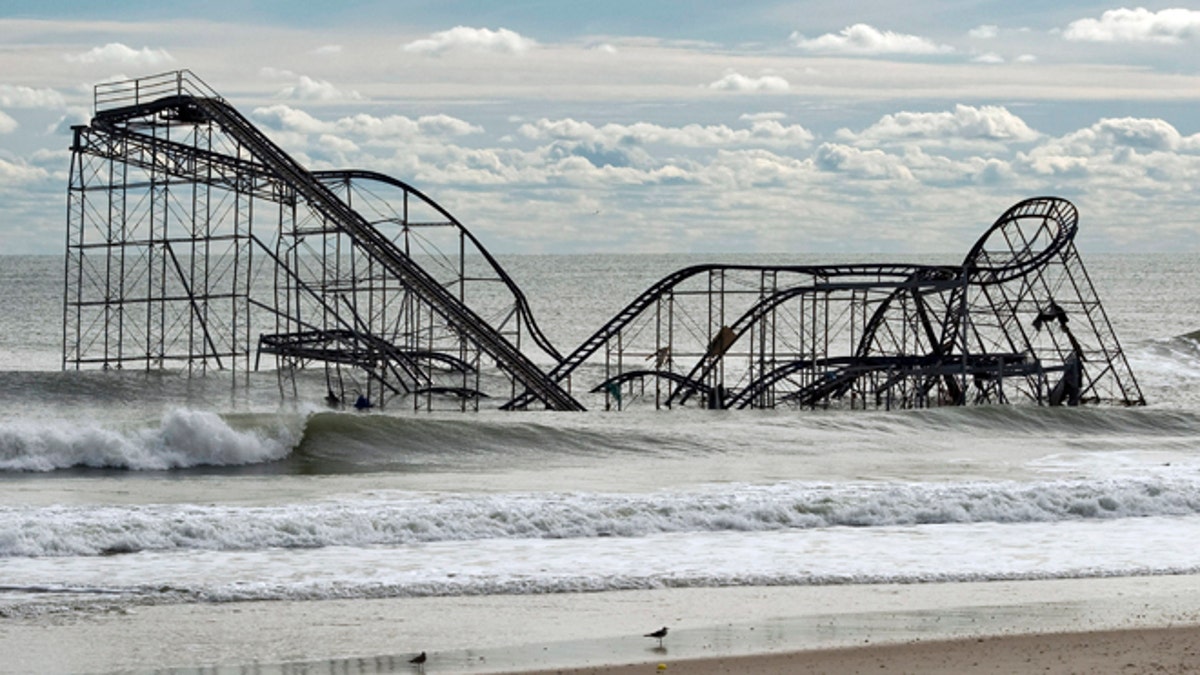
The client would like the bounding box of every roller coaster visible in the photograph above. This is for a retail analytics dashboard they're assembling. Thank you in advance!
[63,71,1145,411]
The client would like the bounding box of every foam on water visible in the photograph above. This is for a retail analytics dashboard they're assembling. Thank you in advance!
[5,474,1200,558]
[0,408,301,472]
[5,516,1200,613]
[1129,333,1200,408]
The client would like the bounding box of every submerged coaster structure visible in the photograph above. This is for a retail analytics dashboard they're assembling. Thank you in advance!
[63,71,1144,411]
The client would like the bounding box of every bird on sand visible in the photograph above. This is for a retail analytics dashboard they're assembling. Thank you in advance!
[409,651,427,671]
[645,626,669,647]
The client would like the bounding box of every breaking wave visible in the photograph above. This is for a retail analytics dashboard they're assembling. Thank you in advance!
[0,408,301,472]
[5,476,1200,558]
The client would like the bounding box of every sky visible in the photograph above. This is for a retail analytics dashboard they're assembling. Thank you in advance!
[1,2,1198,256]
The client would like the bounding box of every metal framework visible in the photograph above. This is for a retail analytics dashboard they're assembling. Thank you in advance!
[63,71,1145,411]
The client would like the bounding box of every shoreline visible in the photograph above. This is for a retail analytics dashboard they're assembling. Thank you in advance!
[5,575,1200,674]
[504,626,1200,674]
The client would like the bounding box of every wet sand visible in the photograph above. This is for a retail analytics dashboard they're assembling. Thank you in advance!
[5,575,1200,674]
[510,627,1200,674]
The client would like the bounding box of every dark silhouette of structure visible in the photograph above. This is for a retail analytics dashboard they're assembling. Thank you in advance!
[63,71,1144,411]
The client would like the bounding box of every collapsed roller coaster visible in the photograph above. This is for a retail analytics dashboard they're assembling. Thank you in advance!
[62,71,1144,411]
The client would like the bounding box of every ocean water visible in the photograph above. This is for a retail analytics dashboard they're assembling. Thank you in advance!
[3,252,1200,618]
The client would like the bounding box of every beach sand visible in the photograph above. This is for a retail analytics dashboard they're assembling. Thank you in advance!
[5,575,1200,674]
[512,627,1200,674]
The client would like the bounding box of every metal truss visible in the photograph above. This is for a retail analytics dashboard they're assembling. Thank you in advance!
[63,71,1144,411]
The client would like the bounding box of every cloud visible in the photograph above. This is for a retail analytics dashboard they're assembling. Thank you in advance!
[898,147,1018,186]
[317,133,359,154]
[65,43,174,66]
[704,148,815,188]
[276,75,362,101]
[413,114,483,137]
[0,85,65,108]
[740,112,789,122]
[969,25,999,39]
[1065,117,1200,153]
[47,107,91,136]
[708,72,790,92]
[841,105,1040,146]
[790,24,954,56]
[313,45,343,56]
[814,143,914,180]
[1020,117,1200,182]
[252,105,481,141]
[253,105,325,134]
[0,110,17,134]
[1063,7,1200,43]
[1094,117,1200,152]
[0,157,48,184]
[260,67,296,79]
[972,53,1005,64]
[519,117,813,149]
[403,26,536,55]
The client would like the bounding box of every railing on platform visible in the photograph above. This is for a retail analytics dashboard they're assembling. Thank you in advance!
[93,70,222,113]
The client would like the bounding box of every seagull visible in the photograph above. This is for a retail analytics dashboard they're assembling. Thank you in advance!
[409,651,427,671]
[645,626,669,647]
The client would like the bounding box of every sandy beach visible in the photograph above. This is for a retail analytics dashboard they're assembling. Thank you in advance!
[512,627,1200,674]
[5,574,1200,674]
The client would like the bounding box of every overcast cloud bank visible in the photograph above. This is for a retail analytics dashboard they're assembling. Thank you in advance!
[0,5,1197,254]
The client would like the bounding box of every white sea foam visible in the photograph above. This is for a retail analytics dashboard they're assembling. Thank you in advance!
[0,408,299,472]
[5,516,1200,611]
[4,477,1200,558]
[1127,334,1200,407]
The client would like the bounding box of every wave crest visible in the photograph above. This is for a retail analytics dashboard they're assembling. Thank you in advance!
[6,478,1200,557]
[0,409,300,472]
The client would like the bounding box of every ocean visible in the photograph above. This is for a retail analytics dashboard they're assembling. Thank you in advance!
[4,251,1200,621]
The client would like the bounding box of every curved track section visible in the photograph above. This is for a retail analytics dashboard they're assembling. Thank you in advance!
[669,265,962,408]
[961,197,1079,284]
[501,263,878,410]
[313,170,563,365]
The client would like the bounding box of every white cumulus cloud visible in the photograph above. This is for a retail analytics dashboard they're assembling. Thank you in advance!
[0,85,66,108]
[65,43,174,66]
[708,72,790,92]
[252,105,481,141]
[0,110,17,134]
[1020,117,1200,181]
[403,26,536,55]
[1063,7,1200,43]
[1073,117,1200,152]
[972,53,1005,64]
[276,76,362,101]
[740,112,789,122]
[519,117,813,148]
[790,24,954,55]
[414,114,484,137]
[252,105,329,135]
[969,25,999,39]
[814,143,914,180]
[842,104,1040,145]
[0,157,48,183]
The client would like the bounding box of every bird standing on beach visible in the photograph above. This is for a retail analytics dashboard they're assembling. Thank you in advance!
[645,626,669,647]
[409,651,427,671]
